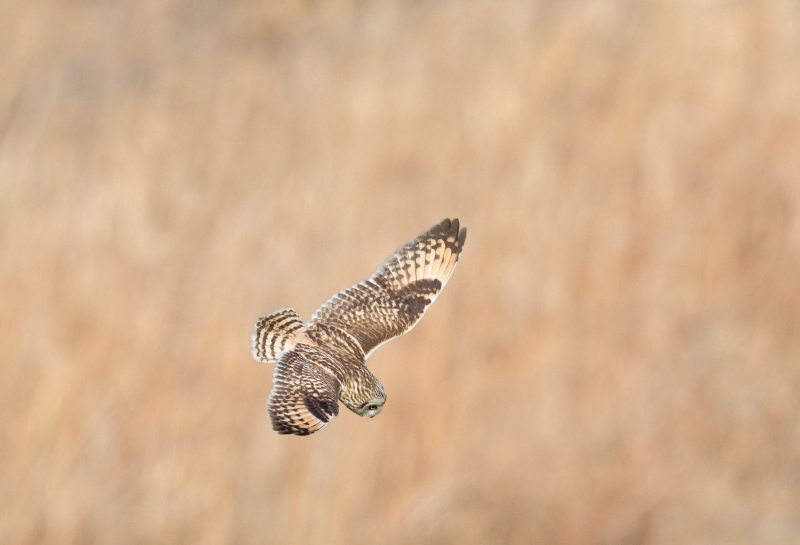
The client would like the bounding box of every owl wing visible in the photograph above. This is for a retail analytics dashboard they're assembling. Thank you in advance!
[309,218,467,358]
[268,349,341,436]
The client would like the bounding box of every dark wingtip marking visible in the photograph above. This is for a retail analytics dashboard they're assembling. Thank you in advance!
[458,227,467,247]
[306,402,331,424]
[274,422,311,436]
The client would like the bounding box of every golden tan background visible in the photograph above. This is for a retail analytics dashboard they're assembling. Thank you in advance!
[2,1,800,543]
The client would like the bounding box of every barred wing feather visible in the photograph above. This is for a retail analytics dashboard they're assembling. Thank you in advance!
[309,218,467,358]
[268,348,341,435]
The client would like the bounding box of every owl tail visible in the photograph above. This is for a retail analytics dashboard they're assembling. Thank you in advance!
[250,307,306,363]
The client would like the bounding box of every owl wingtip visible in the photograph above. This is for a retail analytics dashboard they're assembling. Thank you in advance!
[438,218,466,248]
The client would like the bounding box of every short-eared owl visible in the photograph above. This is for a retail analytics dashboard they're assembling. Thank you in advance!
[251,218,467,435]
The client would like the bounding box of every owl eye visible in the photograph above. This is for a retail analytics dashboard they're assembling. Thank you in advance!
[368,405,377,411]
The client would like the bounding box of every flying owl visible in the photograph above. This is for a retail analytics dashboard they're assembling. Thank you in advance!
[250,218,467,435]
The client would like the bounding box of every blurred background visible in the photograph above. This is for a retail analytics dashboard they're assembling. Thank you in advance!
[2,1,800,543]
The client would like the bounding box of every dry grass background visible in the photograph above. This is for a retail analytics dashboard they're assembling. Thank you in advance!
[2,0,800,543]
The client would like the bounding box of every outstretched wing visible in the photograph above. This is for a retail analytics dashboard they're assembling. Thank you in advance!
[309,218,467,358]
[268,349,341,436]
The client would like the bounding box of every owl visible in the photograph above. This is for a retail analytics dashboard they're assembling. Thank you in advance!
[250,218,467,435]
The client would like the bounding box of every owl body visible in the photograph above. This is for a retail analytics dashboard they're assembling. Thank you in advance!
[251,218,467,436]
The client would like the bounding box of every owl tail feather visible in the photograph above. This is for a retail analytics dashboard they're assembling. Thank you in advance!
[251,307,306,363]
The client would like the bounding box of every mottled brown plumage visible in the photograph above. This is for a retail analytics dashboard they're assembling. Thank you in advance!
[251,218,467,435]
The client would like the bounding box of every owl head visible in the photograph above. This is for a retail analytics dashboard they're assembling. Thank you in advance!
[340,366,386,418]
